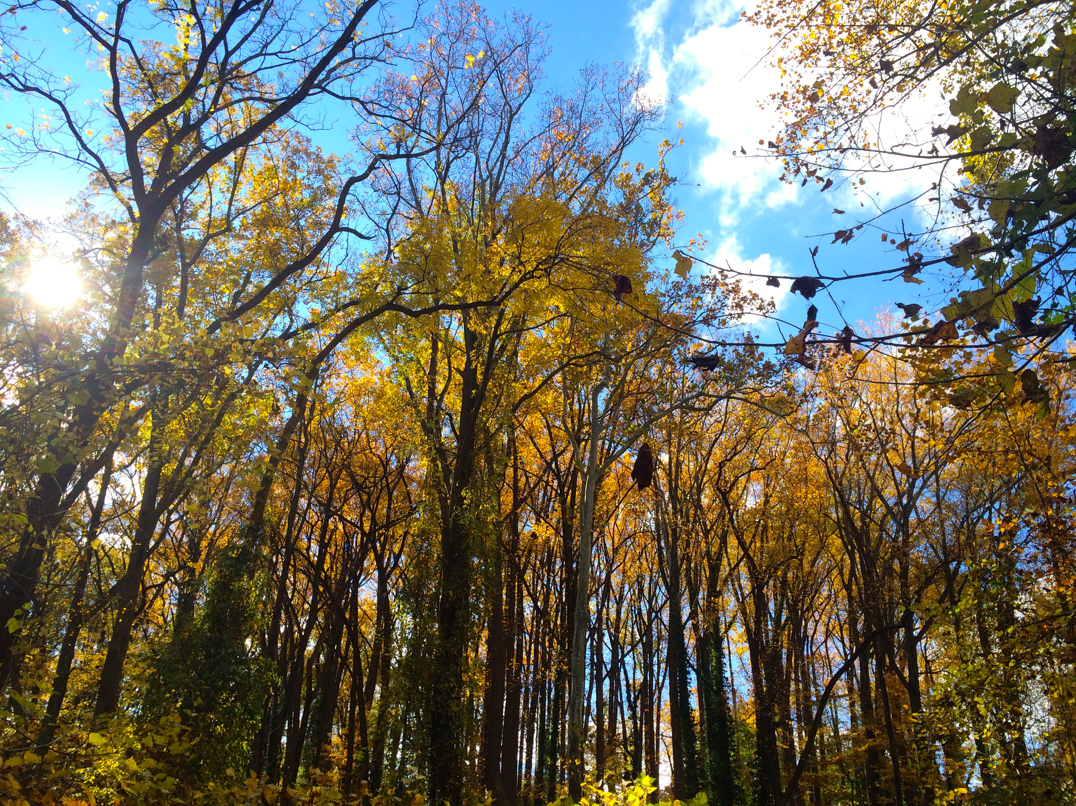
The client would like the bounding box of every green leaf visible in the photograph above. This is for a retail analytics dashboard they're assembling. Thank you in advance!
[949,84,978,116]
[987,82,1019,114]
[969,126,993,152]
[993,344,1012,367]
[998,371,1017,396]
[35,455,60,474]
[988,198,1010,223]
[941,287,995,321]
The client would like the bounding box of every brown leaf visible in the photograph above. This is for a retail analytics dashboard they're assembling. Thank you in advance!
[1013,297,1039,334]
[822,178,834,191]
[839,325,854,353]
[613,274,633,301]
[1033,125,1073,169]
[902,267,924,284]
[896,302,923,318]
[785,320,819,355]
[920,320,958,345]
[1020,368,1040,399]
[880,58,894,72]
[766,277,780,288]
[790,276,825,299]
[631,443,654,491]
[689,353,722,371]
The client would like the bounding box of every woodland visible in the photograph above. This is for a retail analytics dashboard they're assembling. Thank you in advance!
[0,0,1074,805]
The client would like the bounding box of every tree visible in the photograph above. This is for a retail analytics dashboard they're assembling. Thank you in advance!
[745,0,1075,377]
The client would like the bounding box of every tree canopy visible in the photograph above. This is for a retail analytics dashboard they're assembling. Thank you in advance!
[0,1,1074,806]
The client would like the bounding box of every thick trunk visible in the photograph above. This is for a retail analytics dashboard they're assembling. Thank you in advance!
[311,592,348,771]
[698,615,735,806]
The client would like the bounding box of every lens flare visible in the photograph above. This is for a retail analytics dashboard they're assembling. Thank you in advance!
[23,257,81,309]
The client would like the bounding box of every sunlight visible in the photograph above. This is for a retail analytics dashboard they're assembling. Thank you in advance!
[23,256,82,309]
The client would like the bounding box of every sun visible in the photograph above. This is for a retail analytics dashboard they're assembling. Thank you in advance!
[23,257,82,309]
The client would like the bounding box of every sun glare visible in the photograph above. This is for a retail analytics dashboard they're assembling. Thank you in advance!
[23,257,82,309]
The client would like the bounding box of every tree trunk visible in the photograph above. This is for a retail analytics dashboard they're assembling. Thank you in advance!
[37,455,113,748]
[480,541,509,803]
[94,458,164,715]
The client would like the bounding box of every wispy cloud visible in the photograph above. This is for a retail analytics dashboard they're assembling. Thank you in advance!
[636,0,946,228]
[631,0,672,104]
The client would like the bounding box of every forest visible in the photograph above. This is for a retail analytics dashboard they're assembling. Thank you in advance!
[0,0,1074,804]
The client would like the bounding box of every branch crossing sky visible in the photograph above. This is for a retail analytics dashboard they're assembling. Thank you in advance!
[2,0,968,346]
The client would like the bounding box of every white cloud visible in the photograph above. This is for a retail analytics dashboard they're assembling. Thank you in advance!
[638,1,950,228]
[673,10,793,215]
[632,0,672,104]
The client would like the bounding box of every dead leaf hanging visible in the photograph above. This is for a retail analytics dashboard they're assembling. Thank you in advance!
[790,276,825,299]
[766,277,780,288]
[673,250,693,280]
[839,325,854,353]
[613,274,633,301]
[785,320,818,356]
[896,302,922,318]
[1033,125,1073,169]
[1013,297,1039,334]
[689,353,722,371]
[1020,368,1040,399]
[631,443,654,491]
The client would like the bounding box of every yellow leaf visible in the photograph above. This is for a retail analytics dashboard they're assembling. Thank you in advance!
[88,732,106,746]
[673,249,692,279]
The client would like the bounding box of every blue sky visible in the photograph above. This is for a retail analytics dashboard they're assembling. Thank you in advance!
[2,0,962,345]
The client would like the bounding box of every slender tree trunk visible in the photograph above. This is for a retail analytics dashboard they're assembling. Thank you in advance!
[567,384,605,801]
[94,457,164,715]
[595,604,606,782]
[480,540,509,803]
[502,558,524,805]
[37,455,113,748]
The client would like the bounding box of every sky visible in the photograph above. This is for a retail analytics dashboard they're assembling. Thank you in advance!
[1,0,961,345]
